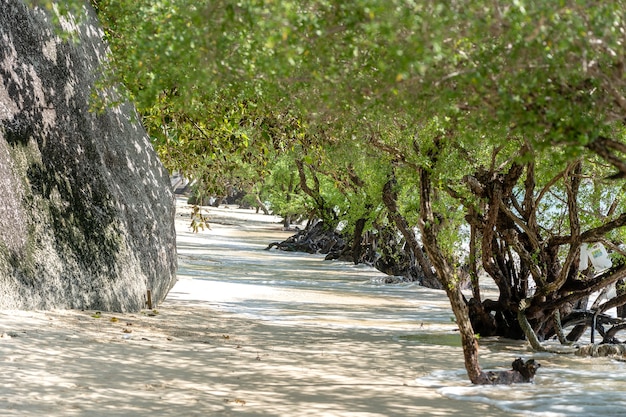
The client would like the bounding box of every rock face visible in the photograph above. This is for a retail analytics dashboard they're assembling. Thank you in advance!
[0,2,177,311]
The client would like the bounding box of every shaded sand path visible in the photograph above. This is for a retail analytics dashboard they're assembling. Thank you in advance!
[0,304,502,416]
[0,200,517,416]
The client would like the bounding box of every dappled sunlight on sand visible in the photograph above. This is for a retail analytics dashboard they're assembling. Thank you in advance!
[0,201,564,416]
[0,304,497,417]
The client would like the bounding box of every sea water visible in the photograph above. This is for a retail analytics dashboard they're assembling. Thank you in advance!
[170,207,626,417]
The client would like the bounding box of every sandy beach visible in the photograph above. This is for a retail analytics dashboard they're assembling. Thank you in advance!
[0,200,511,417]
[0,304,501,416]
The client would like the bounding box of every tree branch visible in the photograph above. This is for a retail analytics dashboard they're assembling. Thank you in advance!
[541,161,583,295]
[586,136,626,179]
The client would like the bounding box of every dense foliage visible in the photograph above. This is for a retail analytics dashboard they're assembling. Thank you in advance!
[89,0,626,383]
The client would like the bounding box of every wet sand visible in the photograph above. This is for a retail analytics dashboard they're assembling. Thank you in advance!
[0,200,518,416]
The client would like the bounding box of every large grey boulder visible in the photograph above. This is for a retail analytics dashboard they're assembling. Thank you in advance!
[0,1,177,311]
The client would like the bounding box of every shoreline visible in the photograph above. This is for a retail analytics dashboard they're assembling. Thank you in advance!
[0,198,514,417]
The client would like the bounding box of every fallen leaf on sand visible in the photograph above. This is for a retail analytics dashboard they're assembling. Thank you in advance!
[224,399,246,406]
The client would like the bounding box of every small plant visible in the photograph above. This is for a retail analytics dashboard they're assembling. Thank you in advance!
[189,205,210,233]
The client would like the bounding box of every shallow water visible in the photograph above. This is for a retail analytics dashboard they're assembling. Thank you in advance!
[169,211,626,417]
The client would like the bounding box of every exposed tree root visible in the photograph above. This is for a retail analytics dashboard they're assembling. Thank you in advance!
[575,344,626,357]
[518,301,577,354]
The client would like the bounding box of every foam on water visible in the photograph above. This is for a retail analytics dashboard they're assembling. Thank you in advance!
[414,357,626,416]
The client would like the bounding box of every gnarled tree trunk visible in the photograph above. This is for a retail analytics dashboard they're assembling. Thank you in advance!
[382,175,441,289]
[417,156,487,383]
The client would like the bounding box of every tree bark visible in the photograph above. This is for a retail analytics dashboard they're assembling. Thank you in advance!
[350,217,367,264]
[382,176,441,289]
[295,158,337,228]
[255,194,270,215]
[447,282,490,384]
[417,160,486,383]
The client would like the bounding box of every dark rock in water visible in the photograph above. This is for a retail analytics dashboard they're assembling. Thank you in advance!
[0,2,177,311]
[482,358,541,385]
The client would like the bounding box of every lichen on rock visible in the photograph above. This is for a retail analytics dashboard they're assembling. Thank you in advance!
[0,1,177,311]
